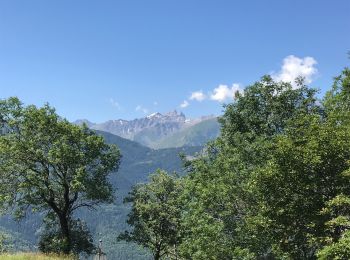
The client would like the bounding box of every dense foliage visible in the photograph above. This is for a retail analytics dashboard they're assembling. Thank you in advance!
[120,169,183,259]
[38,217,94,256]
[177,75,321,259]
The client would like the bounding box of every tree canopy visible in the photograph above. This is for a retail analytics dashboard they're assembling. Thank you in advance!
[119,169,183,260]
[0,97,121,255]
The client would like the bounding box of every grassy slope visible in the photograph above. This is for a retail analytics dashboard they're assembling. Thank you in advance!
[0,253,74,260]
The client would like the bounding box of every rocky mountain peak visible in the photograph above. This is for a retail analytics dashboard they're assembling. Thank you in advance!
[143,110,186,123]
[165,110,178,116]
[146,112,162,119]
[73,111,218,148]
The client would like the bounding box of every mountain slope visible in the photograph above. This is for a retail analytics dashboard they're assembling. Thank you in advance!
[154,118,220,149]
[76,111,187,145]
[75,112,219,148]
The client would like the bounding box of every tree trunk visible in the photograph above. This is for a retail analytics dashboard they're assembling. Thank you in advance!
[153,241,163,260]
[154,250,160,260]
[58,214,71,254]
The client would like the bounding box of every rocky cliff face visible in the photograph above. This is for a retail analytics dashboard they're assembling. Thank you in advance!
[75,111,219,148]
[75,110,189,145]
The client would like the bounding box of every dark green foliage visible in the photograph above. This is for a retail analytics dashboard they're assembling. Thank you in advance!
[219,75,319,140]
[254,112,350,258]
[317,231,350,260]
[178,76,321,259]
[256,69,350,259]
[39,218,94,255]
[119,169,183,260]
[176,68,350,259]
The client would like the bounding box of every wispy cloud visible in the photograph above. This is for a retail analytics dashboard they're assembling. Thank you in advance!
[190,90,206,101]
[109,98,122,110]
[272,55,318,88]
[210,84,241,102]
[180,100,189,108]
[135,105,149,114]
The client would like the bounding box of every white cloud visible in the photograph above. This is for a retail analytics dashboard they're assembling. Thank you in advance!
[180,55,317,106]
[109,98,122,110]
[190,90,206,101]
[180,100,189,108]
[153,101,158,106]
[272,55,318,88]
[210,84,241,102]
[135,105,149,114]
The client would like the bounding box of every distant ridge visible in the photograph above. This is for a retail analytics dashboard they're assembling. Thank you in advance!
[154,117,220,149]
[74,111,220,148]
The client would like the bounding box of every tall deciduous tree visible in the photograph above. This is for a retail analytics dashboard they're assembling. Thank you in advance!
[119,169,183,260]
[249,67,350,258]
[0,97,121,254]
[179,76,320,258]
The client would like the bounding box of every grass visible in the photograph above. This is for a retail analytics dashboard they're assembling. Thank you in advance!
[0,253,75,260]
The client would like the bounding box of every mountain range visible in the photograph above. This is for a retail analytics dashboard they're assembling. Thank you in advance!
[74,111,220,148]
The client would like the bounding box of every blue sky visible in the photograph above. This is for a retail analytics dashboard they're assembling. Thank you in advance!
[0,0,349,122]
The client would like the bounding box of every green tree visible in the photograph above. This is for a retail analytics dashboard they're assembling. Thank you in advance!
[317,231,350,260]
[219,75,318,141]
[253,113,350,258]
[316,195,350,259]
[314,67,350,259]
[0,97,121,255]
[119,169,183,260]
[179,76,320,258]
[251,67,350,258]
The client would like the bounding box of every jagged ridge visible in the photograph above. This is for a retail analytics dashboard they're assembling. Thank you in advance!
[74,111,219,148]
